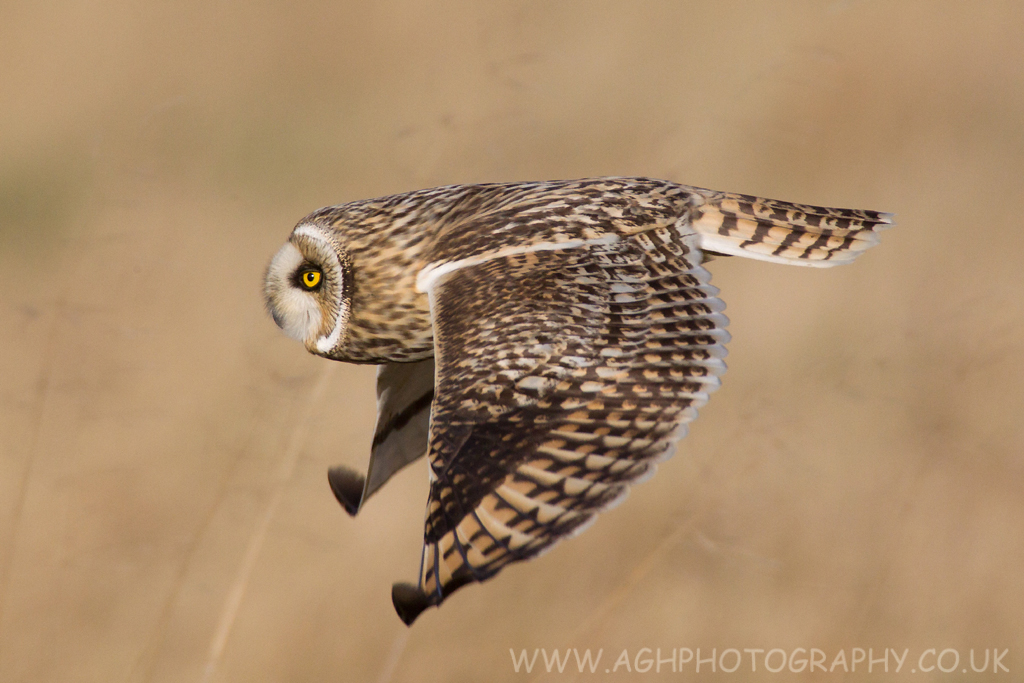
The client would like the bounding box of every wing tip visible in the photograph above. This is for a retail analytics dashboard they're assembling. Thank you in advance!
[392,582,432,626]
[327,466,366,516]
[875,211,896,227]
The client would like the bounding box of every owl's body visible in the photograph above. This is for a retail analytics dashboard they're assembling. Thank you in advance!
[264,177,891,624]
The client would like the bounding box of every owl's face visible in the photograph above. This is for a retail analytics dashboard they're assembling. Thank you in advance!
[264,224,350,356]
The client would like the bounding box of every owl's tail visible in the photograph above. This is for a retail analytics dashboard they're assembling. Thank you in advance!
[690,190,893,267]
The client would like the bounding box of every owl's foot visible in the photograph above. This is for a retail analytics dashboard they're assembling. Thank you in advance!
[392,582,432,626]
[327,465,365,516]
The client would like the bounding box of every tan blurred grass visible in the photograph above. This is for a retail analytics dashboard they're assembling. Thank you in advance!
[1,1,1023,681]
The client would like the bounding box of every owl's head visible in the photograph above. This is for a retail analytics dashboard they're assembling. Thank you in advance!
[264,224,350,356]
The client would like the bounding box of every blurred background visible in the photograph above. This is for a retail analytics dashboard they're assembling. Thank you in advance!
[2,1,1022,681]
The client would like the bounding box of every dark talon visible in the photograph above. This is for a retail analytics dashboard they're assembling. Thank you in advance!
[392,582,432,626]
[327,466,365,516]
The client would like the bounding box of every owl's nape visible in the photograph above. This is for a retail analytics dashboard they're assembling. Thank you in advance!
[262,177,891,625]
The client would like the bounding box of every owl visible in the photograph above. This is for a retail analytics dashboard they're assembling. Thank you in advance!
[263,177,891,625]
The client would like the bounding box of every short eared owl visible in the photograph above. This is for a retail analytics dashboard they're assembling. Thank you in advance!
[264,177,891,625]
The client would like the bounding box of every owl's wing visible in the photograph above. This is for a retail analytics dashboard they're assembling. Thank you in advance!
[328,359,434,515]
[391,220,729,624]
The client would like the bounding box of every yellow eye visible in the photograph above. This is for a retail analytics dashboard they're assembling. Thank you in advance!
[300,269,322,289]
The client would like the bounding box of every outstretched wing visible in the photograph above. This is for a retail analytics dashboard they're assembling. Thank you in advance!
[392,217,729,624]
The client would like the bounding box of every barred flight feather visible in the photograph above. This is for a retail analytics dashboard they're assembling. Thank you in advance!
[691,190,893,267]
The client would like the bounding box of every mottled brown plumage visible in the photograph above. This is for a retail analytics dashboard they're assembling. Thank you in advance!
[263,177,892,625]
